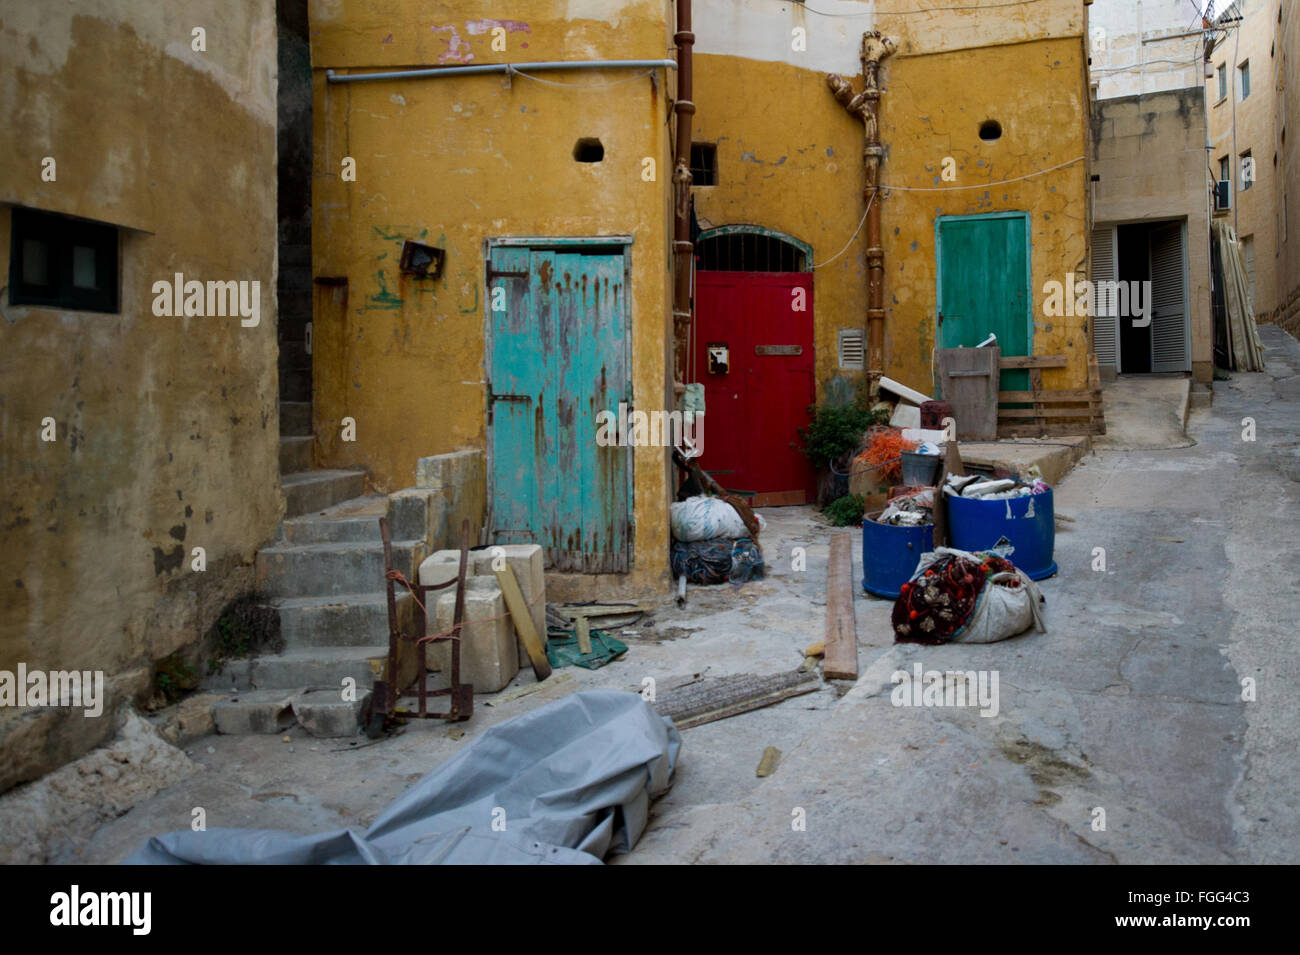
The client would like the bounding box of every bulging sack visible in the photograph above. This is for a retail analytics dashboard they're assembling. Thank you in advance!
[893,547,1045,645]
[670,495,758,542]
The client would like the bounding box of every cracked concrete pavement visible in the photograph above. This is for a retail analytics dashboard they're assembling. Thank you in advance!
[623,325,1300,864]
[41,326,1300,865]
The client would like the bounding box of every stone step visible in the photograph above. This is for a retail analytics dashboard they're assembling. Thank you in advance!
[278,494,387,544]
[211,689,296,734]
[256,538,422,598]
[279,435,313,474]
[281,469,367,518]
[210,686,368,738]
[203,646,385,694]
[278,340,311,369]
[280,400,312,437]
[279,365,312,403]
[270,593,399,648]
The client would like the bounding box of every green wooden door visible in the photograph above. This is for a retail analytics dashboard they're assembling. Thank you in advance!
[936,213,1032,391]
[486,243,631,573]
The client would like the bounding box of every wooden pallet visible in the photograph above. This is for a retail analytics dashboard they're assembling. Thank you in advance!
[995,354,1106,438]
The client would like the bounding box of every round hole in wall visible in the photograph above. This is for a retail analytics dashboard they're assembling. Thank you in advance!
[979,120,1003,142]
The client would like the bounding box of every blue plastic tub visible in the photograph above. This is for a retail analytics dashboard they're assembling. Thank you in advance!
[946,487,1058,580]
[861,517,934,599]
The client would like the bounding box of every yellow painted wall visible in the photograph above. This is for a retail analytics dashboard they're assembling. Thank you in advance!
[883,38,1091,394]
[309,0,674,595]
[0,1,281,790]
[693,31,1091,401]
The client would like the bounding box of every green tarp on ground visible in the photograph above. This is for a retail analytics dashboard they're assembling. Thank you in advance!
[546,629,628,670]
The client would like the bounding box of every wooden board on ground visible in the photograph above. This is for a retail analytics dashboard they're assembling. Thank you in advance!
[653,670,821,729]
[494,566,552,681]
[936,346,1000,440]
[824,530,858,680]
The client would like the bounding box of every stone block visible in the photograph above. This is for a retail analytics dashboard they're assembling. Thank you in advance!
[211,690,297,734]
[472,544,546,668]
[292,687,367,738]
[432,577,518,693]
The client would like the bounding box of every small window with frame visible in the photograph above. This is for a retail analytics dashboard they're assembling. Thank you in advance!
[690,143,718,186]
[8,207,119,313]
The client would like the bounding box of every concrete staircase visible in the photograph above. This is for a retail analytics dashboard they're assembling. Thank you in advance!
[207,394,423,737]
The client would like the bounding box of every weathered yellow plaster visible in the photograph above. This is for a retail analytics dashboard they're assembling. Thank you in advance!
[310,0,674,595]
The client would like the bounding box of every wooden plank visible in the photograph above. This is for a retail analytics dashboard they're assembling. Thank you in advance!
[750,489,806,507]
[494,566,552,681]
[824,531,858,680]
[575,616,592,655]
[999,422,1105,437]
[998,407,1098,419]
[1029,367,1045,433]
[556,603,651,617]
[1088,356,1107,435]
[936,346,999,441]
[999,354,1069,369]
[999,389,1101,402]
[654,671,821,730]
[755,746,782,777]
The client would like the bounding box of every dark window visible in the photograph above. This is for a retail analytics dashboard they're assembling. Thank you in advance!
[8,207,119,312]
[1217,63,1227,100]
[1219,155,1230,183]
[1239,60,1251,99]
[696,231,807,272]
[690,143,718,186]
[573,138,604,162]
[979,120,1002,141]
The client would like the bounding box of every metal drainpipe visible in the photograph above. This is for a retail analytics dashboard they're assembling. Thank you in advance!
[827,32,897,394]
[325,60,678,83]
[671,0,695,395]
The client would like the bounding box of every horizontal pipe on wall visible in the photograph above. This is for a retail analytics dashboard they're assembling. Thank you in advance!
[326,60,678,84]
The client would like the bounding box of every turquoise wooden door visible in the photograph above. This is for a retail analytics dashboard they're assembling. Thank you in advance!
[487,244,630,573]
[936,213,1032,391]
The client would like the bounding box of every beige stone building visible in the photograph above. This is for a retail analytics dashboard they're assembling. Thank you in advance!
[1207,0,1298,334]
[0,2,283,790]
[1088,0,1215,382]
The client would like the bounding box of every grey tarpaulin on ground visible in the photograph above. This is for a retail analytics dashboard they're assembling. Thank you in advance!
[124,690,681,865]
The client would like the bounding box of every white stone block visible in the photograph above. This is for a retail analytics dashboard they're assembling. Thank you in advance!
[432,577,517,692]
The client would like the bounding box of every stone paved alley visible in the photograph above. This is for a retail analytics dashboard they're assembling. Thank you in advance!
[41,325,1299,866]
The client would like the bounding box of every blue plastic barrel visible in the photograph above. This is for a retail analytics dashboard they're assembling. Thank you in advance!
[861,517,934,598]
[946,487,1058,580]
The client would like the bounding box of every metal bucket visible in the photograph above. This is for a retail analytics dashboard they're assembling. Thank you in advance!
[900,451,941,487]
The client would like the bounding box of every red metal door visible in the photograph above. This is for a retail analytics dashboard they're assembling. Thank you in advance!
[694,271,815,506]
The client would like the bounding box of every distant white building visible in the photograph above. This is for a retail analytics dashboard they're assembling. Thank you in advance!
[1090,0,1209,100]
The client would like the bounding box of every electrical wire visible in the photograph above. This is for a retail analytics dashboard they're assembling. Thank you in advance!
[880,155,1085,191]
[800,0,1053,18]
[808,155,1086,269]
[810,189,875,269]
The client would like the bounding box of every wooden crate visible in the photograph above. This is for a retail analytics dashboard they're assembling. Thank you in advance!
[995,354,1106,438]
